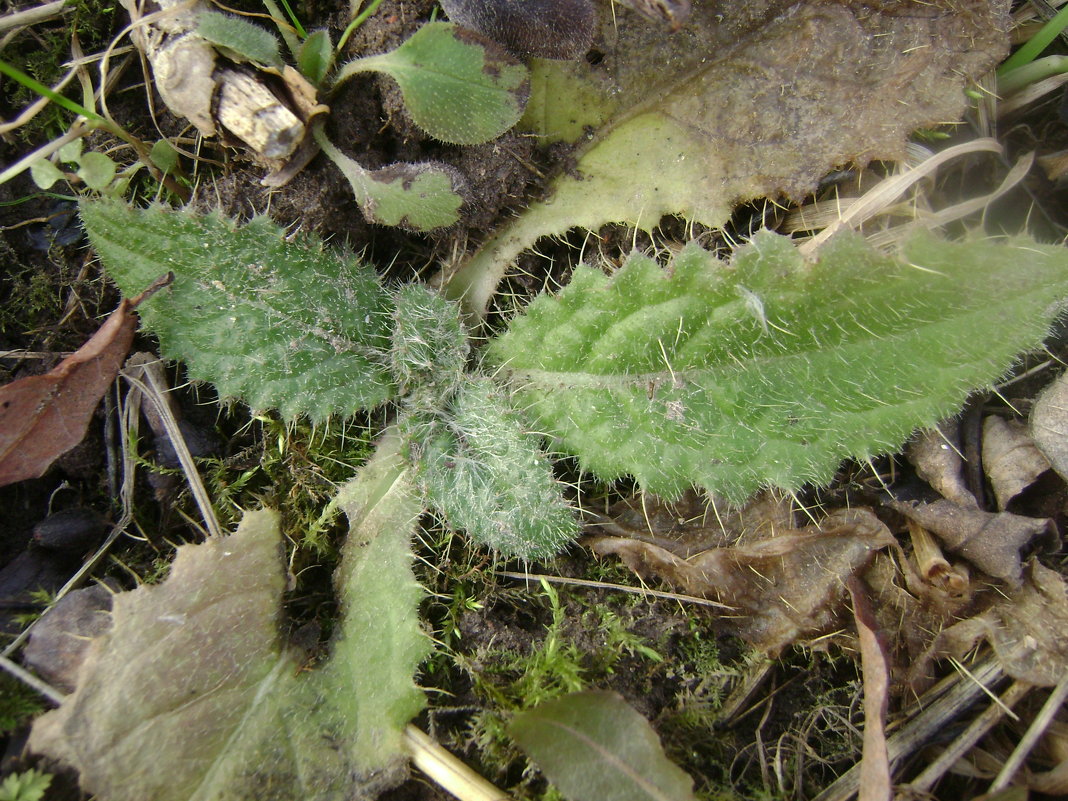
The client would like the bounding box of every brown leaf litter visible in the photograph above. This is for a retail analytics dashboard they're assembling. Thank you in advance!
[0,276,171,488]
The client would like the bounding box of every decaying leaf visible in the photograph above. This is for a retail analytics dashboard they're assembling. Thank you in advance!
[589,508,895,652]
[30,446,430,801]
[509,690,698,801]
[982,415,1051,509]
[885,498,1053,587]
[907,422,977,509]
[917,561,1068,687]
[848,577,891,801]
[589,489,795,557]
[446,0,1011,316]
[0,291,147,487]
[28,510,342,801]
[22,585,113,694]
[1031,370,1068,482]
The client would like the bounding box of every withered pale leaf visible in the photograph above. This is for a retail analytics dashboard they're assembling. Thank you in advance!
[907,422,977,509]
[0,299,137,487]
[919,561,1068,687]
[1031,370,1068,482]
[982,415,1050,509]
[447,0,1013,316]
[885,499,1052,586]
[589,508,895,652]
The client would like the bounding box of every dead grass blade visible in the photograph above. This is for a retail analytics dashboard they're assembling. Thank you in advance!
[405,725,513,801]
[798,139,1003,256]
[848,577,891,801]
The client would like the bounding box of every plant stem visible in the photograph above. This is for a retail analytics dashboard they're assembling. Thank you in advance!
[336,0,385,54]
[998,4,1068,75]
[997,54,1068,96]
[261,0,302,57]
[0,58,104,124]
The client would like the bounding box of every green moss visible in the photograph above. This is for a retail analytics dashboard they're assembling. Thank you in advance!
[0,673,46,734]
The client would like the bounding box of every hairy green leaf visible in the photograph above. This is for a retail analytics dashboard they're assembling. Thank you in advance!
[510,691,697,801]
[316,129,466,231]
[408,378,577,560]
[298,30,333,86]
[195,9,281,67]
[80,200,396,420]
[391,284,469,399]
[336,21,529,145]
[488,231,1068,501]
[323,430,430,775]
[445,0,1009,317]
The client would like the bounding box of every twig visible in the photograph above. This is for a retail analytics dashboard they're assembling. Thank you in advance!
[905,680,1031,794]
[989,671,1068,793]
[405,725,513,801]
[496,570,734,610]
[0,654,65,706]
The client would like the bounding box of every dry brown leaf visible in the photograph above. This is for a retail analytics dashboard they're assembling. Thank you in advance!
[1029,759,1068,796]
[588,489,795,557]
[1031,370,1068,483]
[982,415,1050,509]
[1037,150,1068,182]
[589,508,895,653]
[884,499,1052,587]
[907,422,977,509]
[916,561,1068,688]
[0,300,138,487]
[22,584,113,694]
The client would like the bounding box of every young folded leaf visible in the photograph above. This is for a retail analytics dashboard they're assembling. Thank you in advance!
[407,378,577,560]
[487,231,1068,501]
[81,200,397,420]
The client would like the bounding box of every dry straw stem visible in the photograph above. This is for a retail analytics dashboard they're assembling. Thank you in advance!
[0,654,65,706]
[904,680,1032,795]
[496,570,735,610]
[0,0,70,35]
[989,671,1068,793]
[812,658,1005,801]
[997,72,1068,117]
[797,138,1004,257]
[121,357,224,538]
[404,725,513,801]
